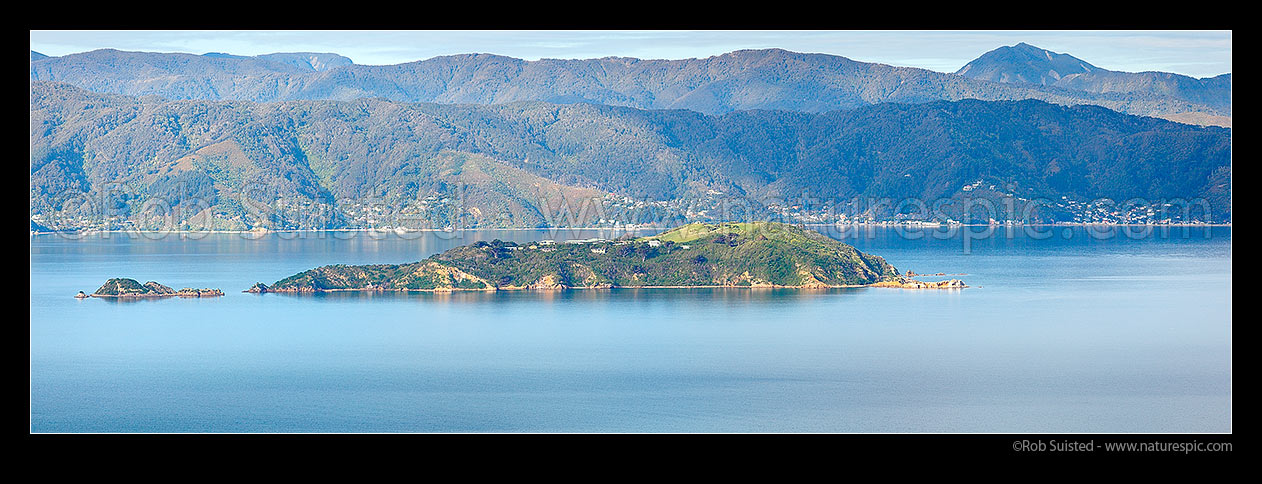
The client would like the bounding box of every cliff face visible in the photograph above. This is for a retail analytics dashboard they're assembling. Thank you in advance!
[258,222,960,293]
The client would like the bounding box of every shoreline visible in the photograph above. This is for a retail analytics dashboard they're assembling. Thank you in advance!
[88,293,224,299]
[31,222,1232,237]
[249,281,964,294]
[30,226,674,236]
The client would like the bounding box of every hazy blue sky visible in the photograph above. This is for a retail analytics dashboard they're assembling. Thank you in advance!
[29,30,1233,78]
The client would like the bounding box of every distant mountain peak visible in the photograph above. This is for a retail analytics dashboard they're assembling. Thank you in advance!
[732,47,791,54]
[952,43,1230,116]
[956,43,1097,85]
[203,52,247,59]
[256,52,353,71]
[424,52,524,64]
[722,48,798,58]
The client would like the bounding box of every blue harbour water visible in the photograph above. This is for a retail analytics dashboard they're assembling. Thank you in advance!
[30,226,1231,433]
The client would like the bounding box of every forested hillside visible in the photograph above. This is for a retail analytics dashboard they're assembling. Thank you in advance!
[30,81,1231,231]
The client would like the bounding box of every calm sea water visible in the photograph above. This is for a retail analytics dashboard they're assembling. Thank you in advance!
[30,226,1232,433]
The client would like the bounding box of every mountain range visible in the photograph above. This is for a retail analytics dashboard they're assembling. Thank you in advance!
[30,80,1231,231]
[30,45,1230,127]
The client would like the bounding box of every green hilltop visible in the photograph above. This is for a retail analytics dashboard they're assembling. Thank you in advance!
[257,222,910,292]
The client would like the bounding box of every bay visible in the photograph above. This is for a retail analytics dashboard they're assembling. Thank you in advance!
[29,226,1232,433]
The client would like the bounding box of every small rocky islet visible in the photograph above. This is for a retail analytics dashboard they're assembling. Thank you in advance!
[78,278,224,298]
[246,222,967,294]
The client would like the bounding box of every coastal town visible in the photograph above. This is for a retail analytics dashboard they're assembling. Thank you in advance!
[31,186,1226,235]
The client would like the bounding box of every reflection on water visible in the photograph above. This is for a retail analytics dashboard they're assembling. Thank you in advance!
[270,286,872,303]
[92,296,193,305]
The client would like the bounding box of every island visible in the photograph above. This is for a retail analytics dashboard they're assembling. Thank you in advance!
[248,222,965,293]
[85,278,224,298]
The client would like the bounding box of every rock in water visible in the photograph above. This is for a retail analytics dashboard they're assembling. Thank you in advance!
[90,278,224,298]
[143,281,175,294]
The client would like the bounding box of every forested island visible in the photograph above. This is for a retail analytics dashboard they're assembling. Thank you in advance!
[248,222,964,293]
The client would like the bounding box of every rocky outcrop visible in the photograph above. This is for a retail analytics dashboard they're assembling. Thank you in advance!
[425,263,496,291]
[174,288,224,297]
[526,275,569,290]
[256,285,319,294]
[871,278,967,289]
[89,278,224,298]
[92,278,150,297]
[143,281,175,294]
